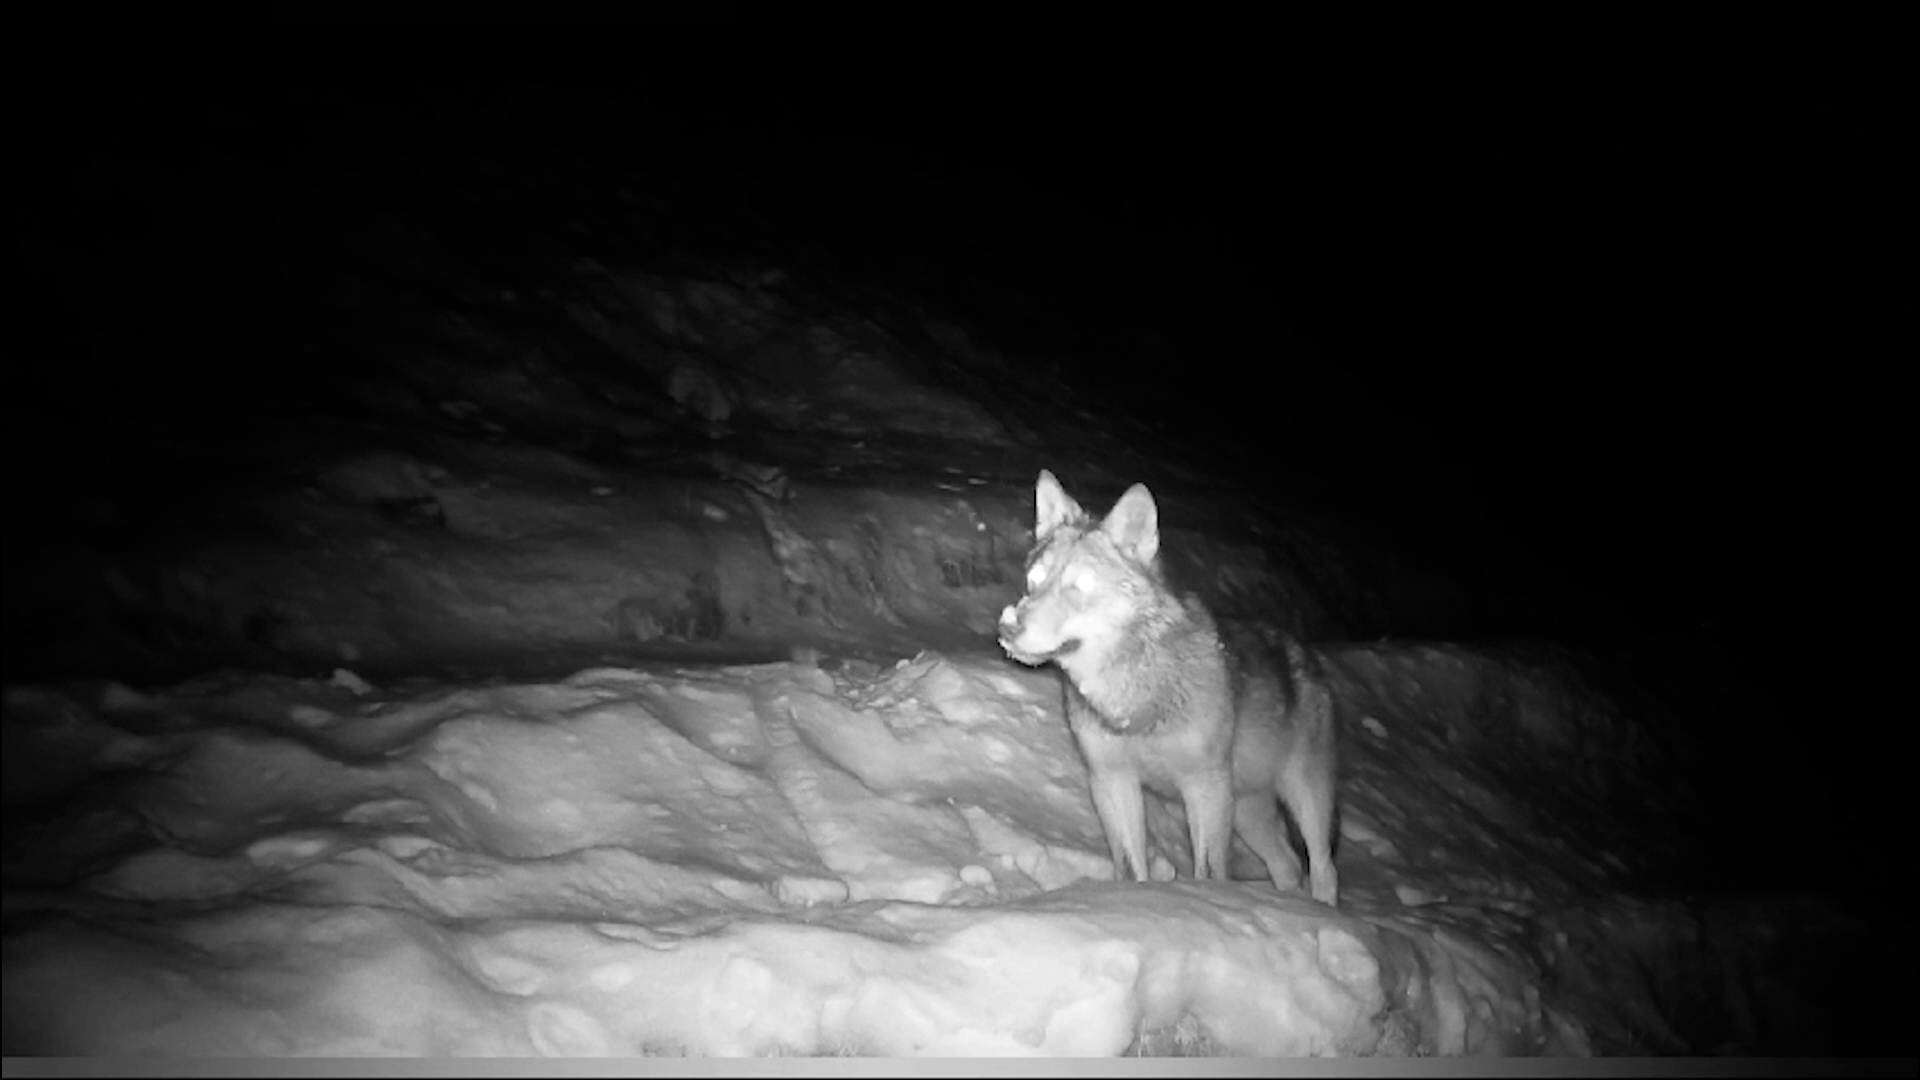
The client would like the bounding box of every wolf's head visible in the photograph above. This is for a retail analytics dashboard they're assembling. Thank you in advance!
[998,469,1163,676]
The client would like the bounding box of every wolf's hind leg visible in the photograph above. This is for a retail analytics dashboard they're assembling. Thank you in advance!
[1087,769,1151,882]
[1234,791,1302,891]
[1279,759,1340,905]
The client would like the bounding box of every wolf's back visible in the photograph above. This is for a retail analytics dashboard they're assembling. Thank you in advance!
[1216,617,1322,717]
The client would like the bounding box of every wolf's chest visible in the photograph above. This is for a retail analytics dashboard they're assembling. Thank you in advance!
[1065,687,1235,784]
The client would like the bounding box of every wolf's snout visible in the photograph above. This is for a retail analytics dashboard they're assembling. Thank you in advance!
[998,603,1040,664]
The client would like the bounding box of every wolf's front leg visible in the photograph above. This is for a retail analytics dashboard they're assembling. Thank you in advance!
[1087,767,1151,882]
[1179,769,1235,880]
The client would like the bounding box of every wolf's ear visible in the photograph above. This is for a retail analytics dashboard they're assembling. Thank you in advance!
[1034,469,1085,539]
[1103,483,1160,564]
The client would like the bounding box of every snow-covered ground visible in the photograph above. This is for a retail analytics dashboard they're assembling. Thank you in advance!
[6,642,1614,1056]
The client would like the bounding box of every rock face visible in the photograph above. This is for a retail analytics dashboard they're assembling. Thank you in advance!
[19,212,1355,685]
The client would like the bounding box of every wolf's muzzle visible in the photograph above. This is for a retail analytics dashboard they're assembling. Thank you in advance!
[997,603,1042,664]
[999,603,1079,665]
[997,603,1022,636]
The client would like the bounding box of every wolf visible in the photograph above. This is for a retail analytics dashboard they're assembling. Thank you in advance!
[997,469,1340,905]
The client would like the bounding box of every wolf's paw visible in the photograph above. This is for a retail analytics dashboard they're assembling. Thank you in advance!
[1257,854,1304,893]
[1309,867,1340,906]
[1262,873,1303,895]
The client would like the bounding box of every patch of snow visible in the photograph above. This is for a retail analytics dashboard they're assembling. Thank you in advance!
[0,646,1683,1056]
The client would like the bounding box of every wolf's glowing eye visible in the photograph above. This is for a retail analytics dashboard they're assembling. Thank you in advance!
[1071,567,1096,592]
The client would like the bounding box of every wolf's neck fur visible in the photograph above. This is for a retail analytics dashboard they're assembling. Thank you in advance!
[1062,589,1222,733]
